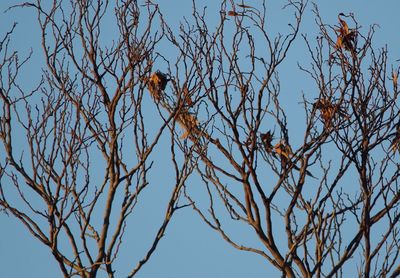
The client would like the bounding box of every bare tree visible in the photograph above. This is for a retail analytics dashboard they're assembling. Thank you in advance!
[2,0,400,277]
[0,1,193,277]
[151,1,400,277]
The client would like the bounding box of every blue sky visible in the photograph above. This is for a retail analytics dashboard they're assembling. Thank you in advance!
[1,1,399,277]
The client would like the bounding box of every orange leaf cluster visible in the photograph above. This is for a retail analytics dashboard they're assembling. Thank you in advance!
[390,127,400,153]
[270,139,315,177]
[392,70,398,89]
[314,99,347,128]
[336,15,356,51]
[391,140,399,153]
[177,111,200,139]
[147,71,169,102]
[273,140,293,161]
[182,84,193,106]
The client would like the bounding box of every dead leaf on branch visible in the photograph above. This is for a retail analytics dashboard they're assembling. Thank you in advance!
[227,4,255,18]
[273,140,315,178]
[314,98,348,128]
[182,83,193,107]
[177,111,201,139]
[335,13,356,51]
[392,69,398,91]
[390,140,400,153]
[147,71,169,102]
[390,126,400,153]
[147,71,203,141]
[273,140,293,162]
[260,131,274,153]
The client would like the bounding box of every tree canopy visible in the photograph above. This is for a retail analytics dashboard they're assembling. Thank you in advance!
[1,1,399,277]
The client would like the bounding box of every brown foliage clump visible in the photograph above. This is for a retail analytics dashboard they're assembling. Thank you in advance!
[147,71,169,102]
[260,131,274,153]
[390,126,400,153]
[176,111,200,139]
[314,98,347,128]
[335,13,356,51]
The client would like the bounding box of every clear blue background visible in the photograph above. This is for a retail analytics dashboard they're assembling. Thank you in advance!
[0,1,399,277]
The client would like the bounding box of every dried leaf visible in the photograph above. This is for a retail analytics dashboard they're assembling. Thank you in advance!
[390,127,400,153]
[177,111,200,139]
[343,31,356,51]
[314,99,347,128]
[390,141,399,153]
[335,36,343,49]
[336,14,356,51]
[148,71,169,102]
[183,84,193,106]
[273,140,292,161]
[272,140,316,177]
[155,71,169,90]
[339,18,349,34]
[260,131,274,153]
[392,71,398,86]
